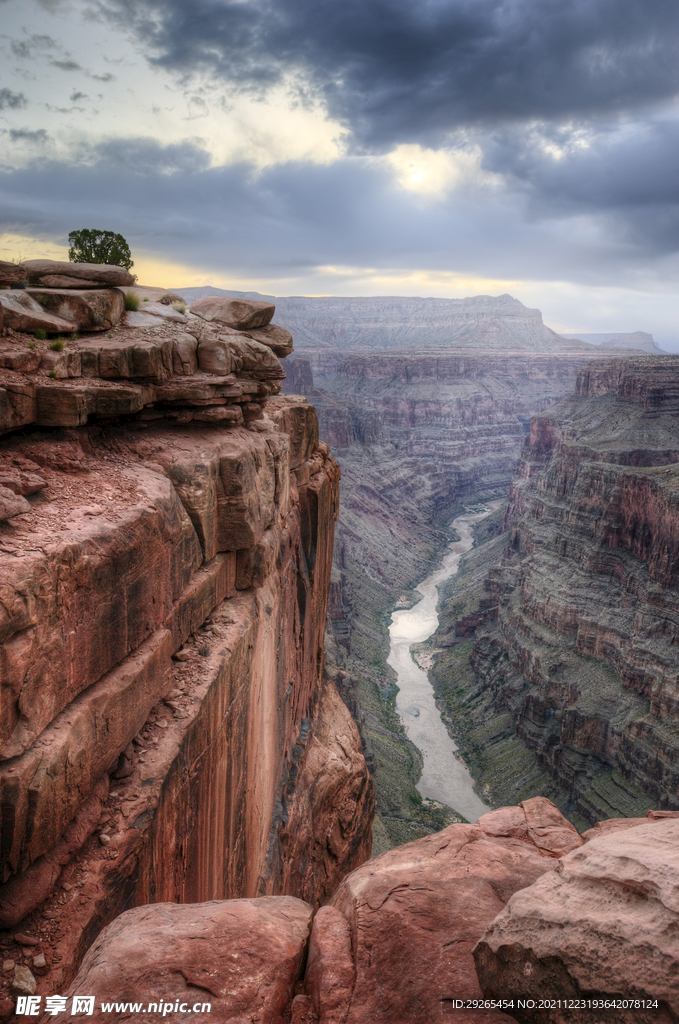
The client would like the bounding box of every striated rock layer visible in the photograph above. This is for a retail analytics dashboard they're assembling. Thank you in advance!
[0,293,373,1001]
[434,355,679,824]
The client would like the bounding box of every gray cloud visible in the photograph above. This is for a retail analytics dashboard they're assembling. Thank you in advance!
[50,59,83,71]
[96,0,679,148]
[8,128,49,143]
[0,88,27,110]
[70,90,89,101]
[11,34,58,58]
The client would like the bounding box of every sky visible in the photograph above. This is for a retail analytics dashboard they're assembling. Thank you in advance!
[2,0,679,347]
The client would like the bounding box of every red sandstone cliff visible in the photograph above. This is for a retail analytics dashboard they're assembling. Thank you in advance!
[0,268,373,1002]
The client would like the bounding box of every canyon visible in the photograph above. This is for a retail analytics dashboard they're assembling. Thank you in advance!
[431,355,679,827]
[243,292,648,847]
[1,264,677,1023]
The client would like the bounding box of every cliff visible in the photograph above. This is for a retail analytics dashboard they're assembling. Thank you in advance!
[0,266,373,1000]
[432,355,679,826]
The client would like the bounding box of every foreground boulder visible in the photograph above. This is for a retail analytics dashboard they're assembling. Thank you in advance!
[61,897,313,1022]
[190,296,275,330]
[20,260,135,287]
[474,819,679,1023]
[306,802,577,1024]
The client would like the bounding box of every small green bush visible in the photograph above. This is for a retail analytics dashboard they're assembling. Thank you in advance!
[125,291,140,311]
[34,329,47,341]
[70,332,79,341]
[49,338,65,352]
[142,296,149,302]
[48,370,57,379]
[35,294,49,306]
[171,300,187,314]
[27,342,36,350]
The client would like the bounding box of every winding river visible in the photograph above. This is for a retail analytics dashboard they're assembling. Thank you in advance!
[388,502,504,822]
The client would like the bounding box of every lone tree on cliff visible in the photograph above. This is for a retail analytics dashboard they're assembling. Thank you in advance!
[68,229,134,270]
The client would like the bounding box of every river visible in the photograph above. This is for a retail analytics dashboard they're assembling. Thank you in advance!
[387,502,504,822]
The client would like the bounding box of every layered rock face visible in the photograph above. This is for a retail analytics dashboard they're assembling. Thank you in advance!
[0,265,373,1000]
[435,356,679,824]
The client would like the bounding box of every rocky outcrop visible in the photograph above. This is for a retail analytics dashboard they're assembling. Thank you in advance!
[434,356,679,825]
[0,281,373,1003]
[475,818,679,1023]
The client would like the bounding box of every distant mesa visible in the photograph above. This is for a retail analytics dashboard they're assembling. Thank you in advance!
[178,286,655,355]
[561,330,662,353]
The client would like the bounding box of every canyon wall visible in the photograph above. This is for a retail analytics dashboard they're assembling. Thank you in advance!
[0,270,373,1000]
[432,355,679,827]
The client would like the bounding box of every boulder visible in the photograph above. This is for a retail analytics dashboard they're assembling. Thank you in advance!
[228,336,286,380]
[190,296,275,330]
[0,260,26,286]
[61,897,313,1023]
[319,817,558,1024]
[20,260,135,287]
[242,323,294,357]
[158,291,186,306]
[474,819,679,1023]
[0,486,30,521]
[0,346,41,373]
[26,288,124,331]
[0,291,75,335]
[476,797,584,857]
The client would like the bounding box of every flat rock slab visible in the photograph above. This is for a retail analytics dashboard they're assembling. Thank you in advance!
[61,897,313,1023]
[314,816,559,1024]
[190,296,275,330]
[474,819,679,1023]
[20,260,135,287]
[476,797,584,857]
[26,288,124,331]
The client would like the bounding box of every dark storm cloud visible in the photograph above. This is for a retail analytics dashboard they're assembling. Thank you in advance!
[0,88,27,110]
[478,114,679,250]
[95,0,679,148]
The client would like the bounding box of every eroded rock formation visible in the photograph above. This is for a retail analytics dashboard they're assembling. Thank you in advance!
[0,263,373,1002]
